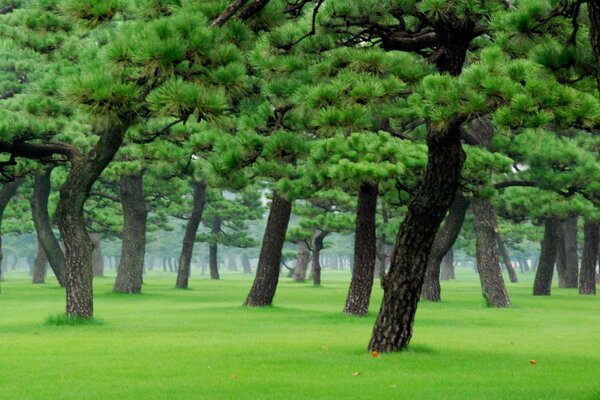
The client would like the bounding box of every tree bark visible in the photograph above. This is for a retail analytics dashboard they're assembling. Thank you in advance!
[241,253,252,274]
[0,178,22,288]
[374,202,389,279]
[533,218,559,296]
[32,237,48,284]
[589,1,600,90]
[344,182,378,315]
[113,172,148,293]
[440,249,455,280]
[369,124,465,352]
[30,166,68,286]
[496,233,518,283]
[579,220,599,295]
[244,192,292,306]
[559,217,578,288]
[209,216,222,280]
[312,229,327,286]
[292,240,310,282]
[472,198,511,307]
[422,193,469,301]
[176,180,206,289]
[91,233,104,277]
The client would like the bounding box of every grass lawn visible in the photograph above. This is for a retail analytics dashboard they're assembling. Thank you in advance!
[1,269,599,399]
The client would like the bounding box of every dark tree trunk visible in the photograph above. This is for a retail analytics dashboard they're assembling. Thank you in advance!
[56,124,129,318]
[589,1,600,90]
[344,182,378,315]
[533,218,559,296]
[422,193,469,301]
[579,221,599,295]
[244,193,292,306]
[176,180,206,289]
[369,125,465,351]
[91,233,104,277]
[374,202,389,279]
[312,229,327,286]
[0,178,22,289]
[209,216,222,280]
[560,217,579,288]
[32,237,48,284]
[242,253,252,274]
[440,249,455,280]
[472,198,510,307]
[496,233,518,283]
[113,172,148,293]
[292,241,310,282]
[30,166,67,286]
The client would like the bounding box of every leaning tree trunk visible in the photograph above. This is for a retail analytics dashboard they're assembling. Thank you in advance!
[422,193,469,301]
[312,229,327,286]
[176,180,206,289]
[472,198,511,307]
[369,124,466,352]
[0,178,22,289]
[32,237,48,284]
[533,218,559,296]
[440,249,455,280]
[30,166,67,286]
[56,124,129,318]
[209,216,222,280]
[344,182,378,316]
[244,192,292,306]
[90,233,104,277]
[579,220,599,295]
[292,241,310,282]
[560,216,579,288]
[496,233,518,283]
[113,172,148,293]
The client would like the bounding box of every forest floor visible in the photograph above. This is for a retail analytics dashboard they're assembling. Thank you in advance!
[0,269,599,399]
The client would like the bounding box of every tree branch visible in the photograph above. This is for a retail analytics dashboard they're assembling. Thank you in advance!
[211,0,249,27]
[89,190,121,203]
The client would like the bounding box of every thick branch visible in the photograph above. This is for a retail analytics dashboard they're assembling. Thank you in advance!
[211,0,249,27]
[0,141,77,162]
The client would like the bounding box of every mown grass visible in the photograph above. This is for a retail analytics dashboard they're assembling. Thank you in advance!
[1,269,599,399]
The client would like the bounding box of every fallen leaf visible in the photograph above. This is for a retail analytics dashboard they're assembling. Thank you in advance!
[351,371,362,376]
[232,374,238,380]
[371,351,379,358]
[529,360,537,365]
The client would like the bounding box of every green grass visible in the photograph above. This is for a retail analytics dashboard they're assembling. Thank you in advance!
[1,269,599,399]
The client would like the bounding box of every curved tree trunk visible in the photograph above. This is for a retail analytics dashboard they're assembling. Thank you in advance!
[440,249,455,280]
[32,237,48,284]
[209,216,222,280]
[176,180,206,289]
[312,229,327,286]
[30,166,67,286]
[244,192,292,306]
[472,198,510,307]
[496,233,518,283]
[113,172,148,293]
[91,234,104,277]
[422,193,469,301]
[579,220,599,295]
[292,241,310,282]
[344,182,378,315]
[0,178,22,288]
[369,124,465,352]
[533,218,559,296]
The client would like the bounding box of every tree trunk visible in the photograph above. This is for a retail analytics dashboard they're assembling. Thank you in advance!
[292,241,310,282]
[374,202,389,279]
[0,178,22,290]
[209,216,222,280]
[440,249,455,280]
[113,172,148,293]
[579,220,599,295]
[176,180,206,289]
[496,233,518,283]
[241,253,252,274]
[32,237,48,284]
[369,124,466,352]
[227,253,237,271]
[422,193,469,301]
[244,192,292,306]
[533,218,559,296]
[559,217,579,288]
[91,233,104,277]
[312,229,327,286]
[30,166,68,286]
[589,1,600,90]
[344,182,378,315]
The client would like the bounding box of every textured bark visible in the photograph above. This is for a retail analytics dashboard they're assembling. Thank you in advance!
[496,233,518,283]
[30,166,67,286]
[32,237,48,284]
[559,217,578,288]
[244,193,292,306]
[579,221,599,295]
[113,173,148,293]
[374,202,389,279]
[440,249,455,280]
[176,180,206,289]
[0,178,22,287]
[312,229,327,286]
[589,1,600,90]
[472,198,510,307]
[344,182,378,315]
[422,193,469,301]
[533,218,559,296]
[91,233,104,277]
[369,124,465,352]
[292,240,310,282]
[209,216,222,280]
[241,253,252,274]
